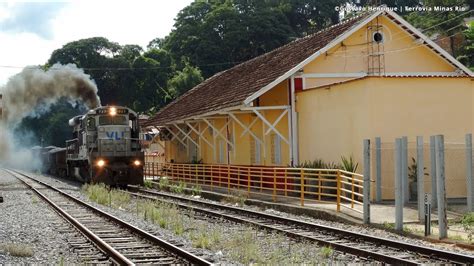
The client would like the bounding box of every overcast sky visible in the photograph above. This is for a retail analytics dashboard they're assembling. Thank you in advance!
[0,0,193,86]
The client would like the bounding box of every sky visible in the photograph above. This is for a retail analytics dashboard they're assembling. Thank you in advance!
[0,0,193,86]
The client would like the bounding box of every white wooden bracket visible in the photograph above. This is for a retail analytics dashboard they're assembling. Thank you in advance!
[253,109,289,144]
[227,113,263,145]
[202,118,234,148]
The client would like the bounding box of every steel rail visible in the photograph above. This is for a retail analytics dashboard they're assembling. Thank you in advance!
[8,170,212,266]
[130,186,474,265]
[7,169,133,265]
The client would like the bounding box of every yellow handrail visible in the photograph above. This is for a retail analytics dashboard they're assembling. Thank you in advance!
[144,162,364,213]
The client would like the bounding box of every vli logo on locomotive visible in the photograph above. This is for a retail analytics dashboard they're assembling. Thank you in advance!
[106,131,125,140]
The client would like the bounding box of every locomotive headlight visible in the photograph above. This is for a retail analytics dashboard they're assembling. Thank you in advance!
[97,159,106,167]
[109,107,117,116]
[133,160,141,166]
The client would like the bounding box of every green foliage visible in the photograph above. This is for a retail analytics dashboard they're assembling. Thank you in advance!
[407,157,429,183]
[340,156,358,173]
[320,246,333,258]
[461,212,474,242]
[294,159,341,169]
[382,221,395,230]
[163,0,343,78]
[405,0,470,57]
[167,60,204,96]
[143,180,153,189]
[139,200,186,235]
[191,185,202,196]
[458,22,474,68]
[170,181,186,194]
[17,99,84,146]
[47,37,175,113]
[159,177,170,190]
[83,183,131,208]
[222,190,247,206]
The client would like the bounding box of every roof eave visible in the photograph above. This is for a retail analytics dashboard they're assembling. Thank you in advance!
[244,10,474,106]
[243,10,384,105]
[385,10,474,77]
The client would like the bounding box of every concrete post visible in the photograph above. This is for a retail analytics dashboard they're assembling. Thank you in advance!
[466,134,474,212]
[375,137,382,202]
[395,138,403,231]
[435,135,447,239]
[430,135,437,208]
[402,136,409,204]
[417,136,425,222]
[363,139,371,224]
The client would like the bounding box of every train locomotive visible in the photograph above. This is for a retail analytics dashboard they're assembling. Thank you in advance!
[39,106,144,186]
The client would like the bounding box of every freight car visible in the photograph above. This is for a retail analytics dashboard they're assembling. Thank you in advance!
[37,106,144,186]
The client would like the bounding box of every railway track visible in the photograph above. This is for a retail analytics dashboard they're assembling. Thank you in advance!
[5,170,212,265]
[127,186,474,265]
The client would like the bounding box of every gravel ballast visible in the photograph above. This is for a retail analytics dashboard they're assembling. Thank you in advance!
[0,170,82,264]
[11,171,474,264]
[26,173,366,264]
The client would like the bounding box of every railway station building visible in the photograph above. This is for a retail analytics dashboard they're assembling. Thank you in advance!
[144,9,473,201]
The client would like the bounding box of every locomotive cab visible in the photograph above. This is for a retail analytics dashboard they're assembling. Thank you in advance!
[66,106,144,186]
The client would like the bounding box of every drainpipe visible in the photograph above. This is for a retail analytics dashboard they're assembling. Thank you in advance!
[290,75,299,165]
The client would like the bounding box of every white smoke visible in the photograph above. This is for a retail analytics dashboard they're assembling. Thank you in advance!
[0,63,102,170]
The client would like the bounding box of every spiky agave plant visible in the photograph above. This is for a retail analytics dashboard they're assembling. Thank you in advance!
[341,156,358,173]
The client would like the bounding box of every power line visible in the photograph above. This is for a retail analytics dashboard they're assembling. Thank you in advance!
[329,31,464,59]
[0,9,471,71]
[0,61,244,71]
[329,9,473,56]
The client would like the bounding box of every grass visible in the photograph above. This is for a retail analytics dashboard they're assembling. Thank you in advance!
[320,246,333,258]
[127,197,335,264]
[461,212,474,243]
[382,221,394,230]
[221,189,247,206]
[1,243,34,257]
[82,183,131,208]
[138,200,188,236]
[82,183,339,264]
[158,177,170,190]
[31,195,39,204]
[170,181,186,194]
[191,185,202,196]
[190,226,221,249]
[143,180,153,189]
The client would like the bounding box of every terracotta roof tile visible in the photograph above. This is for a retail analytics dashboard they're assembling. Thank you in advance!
[145,13,372,126]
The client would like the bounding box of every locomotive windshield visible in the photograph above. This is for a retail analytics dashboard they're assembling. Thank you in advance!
[99,115,128,125]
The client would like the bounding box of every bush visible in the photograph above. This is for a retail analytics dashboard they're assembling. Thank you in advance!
[461,212,474,242]
[159,177,170,190]
[144,180,153,189]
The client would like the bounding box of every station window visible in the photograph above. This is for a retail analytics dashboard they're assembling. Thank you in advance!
[218,139,225,164]
[271,134,281,164]
[250,138,261,165]
[188,138,198,162]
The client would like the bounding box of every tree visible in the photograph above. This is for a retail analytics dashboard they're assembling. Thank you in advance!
[168,61,204,96]
[405,0,469,57]
[457,22,474,69]
[119,44,143,62]
[163,0,297,78]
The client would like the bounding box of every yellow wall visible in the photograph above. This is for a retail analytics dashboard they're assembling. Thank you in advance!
[298,77,473,199]
[303,15,456,89]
